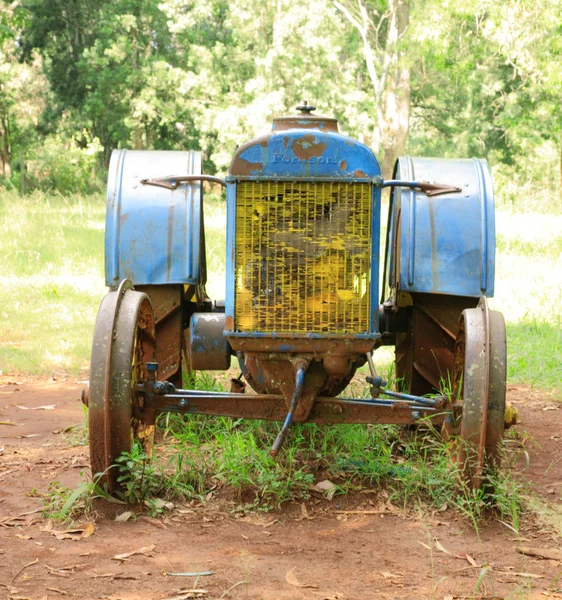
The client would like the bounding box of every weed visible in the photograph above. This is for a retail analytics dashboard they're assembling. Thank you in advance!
[41,473,122,521]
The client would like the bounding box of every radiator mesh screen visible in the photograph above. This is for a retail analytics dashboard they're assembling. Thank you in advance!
[235,181,371,334]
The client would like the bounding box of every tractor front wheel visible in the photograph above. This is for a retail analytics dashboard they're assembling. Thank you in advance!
[89,280,157,493]
[453,297,507,490]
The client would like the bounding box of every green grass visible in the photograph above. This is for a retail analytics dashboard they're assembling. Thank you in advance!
[0,189,106,375]
[492,210,562,396]
[0,189,227,375]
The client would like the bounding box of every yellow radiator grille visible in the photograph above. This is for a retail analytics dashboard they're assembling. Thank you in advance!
[235,181,371,334]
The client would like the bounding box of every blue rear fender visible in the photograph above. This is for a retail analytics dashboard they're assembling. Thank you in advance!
[384,156,495,300]
[105,149,203,287]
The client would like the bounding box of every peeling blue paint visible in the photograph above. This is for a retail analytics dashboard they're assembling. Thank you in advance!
[386,157,496,298]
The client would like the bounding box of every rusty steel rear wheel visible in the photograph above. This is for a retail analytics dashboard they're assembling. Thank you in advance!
[453,297,507,490]
[89,280,156,493]
[395,293,478,396]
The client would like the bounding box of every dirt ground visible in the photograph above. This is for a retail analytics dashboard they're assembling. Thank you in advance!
[1,379,561,600]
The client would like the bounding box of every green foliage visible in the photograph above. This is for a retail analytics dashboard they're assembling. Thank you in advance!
[31,134,104,195]
[115,442,164,504]
[0,0,556,204]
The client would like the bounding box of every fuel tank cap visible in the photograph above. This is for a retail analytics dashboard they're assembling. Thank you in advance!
[272,100,339,133]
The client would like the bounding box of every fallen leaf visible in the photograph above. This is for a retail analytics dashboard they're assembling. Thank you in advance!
[512,572,544,579]
[46,587,68,595]
[15,534,32,540]
[81,523,95,539]
[241,534,248,540]
[115,511,133,522]
[15,404,56,410]
[112,544,156,561]
[0,421,18,426]
[314,479,337,501]
[52,425,77,435]
[285,567,318,589]
[418,541,432,551]
[163,590,207,600]
[456,552,479,567]
[262,519,279,528]
[17,434,41,439]
[300,503,314,520]
[139,516,166,529]
[45,565,82,577]
[380,571,403,579]
[165,571,214,577]
[542,406,559,411]
[51,523,95,541]
[517,546,562,561]
[435,541,451,555]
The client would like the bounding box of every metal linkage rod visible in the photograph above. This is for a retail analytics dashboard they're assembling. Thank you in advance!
[378,179,461,197]
[270,365,306,457]
[379,388,443,408]
[334,397,436,412]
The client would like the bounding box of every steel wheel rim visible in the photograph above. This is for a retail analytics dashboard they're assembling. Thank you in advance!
[89,282,156,492]
[453,297,507,489]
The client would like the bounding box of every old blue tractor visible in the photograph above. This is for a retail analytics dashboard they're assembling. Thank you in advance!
[86,103,508,493]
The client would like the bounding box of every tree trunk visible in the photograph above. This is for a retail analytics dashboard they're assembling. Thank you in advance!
[380,0,410,179]
[0,114,11,177]
[334,0,411,178]
[132,8,143,150]
[559,142,562,205]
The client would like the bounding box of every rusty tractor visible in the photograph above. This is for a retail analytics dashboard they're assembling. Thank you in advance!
[86,103,509,493]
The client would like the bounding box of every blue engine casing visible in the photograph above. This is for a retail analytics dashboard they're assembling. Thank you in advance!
[385,156,495,300]
[105,149,202,287]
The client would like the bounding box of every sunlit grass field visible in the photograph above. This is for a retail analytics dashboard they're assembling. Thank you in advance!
[1,188,560,396]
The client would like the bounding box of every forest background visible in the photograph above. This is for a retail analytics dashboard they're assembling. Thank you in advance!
[0,0,560,209]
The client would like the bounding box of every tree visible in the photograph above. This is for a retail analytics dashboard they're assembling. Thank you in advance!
[334,0,410,177]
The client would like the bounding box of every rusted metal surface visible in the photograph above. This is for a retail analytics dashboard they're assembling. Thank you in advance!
[454,297,507,489]
[385,156,496,298]
[136,285,182,386]
[380,179,462,197]
[142,391,442,426]
[89,282,156,492]
[105,150,203,287]
[395,293,478,396]
[255,359,326,422]
[241,350,366,403]
[227,111,380,180]
[270,361,307,455]
[272,103,339,133]
[140,174,226,190]
[292,134,327,159]
[188,313,231,371]
[227,337,376,354]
